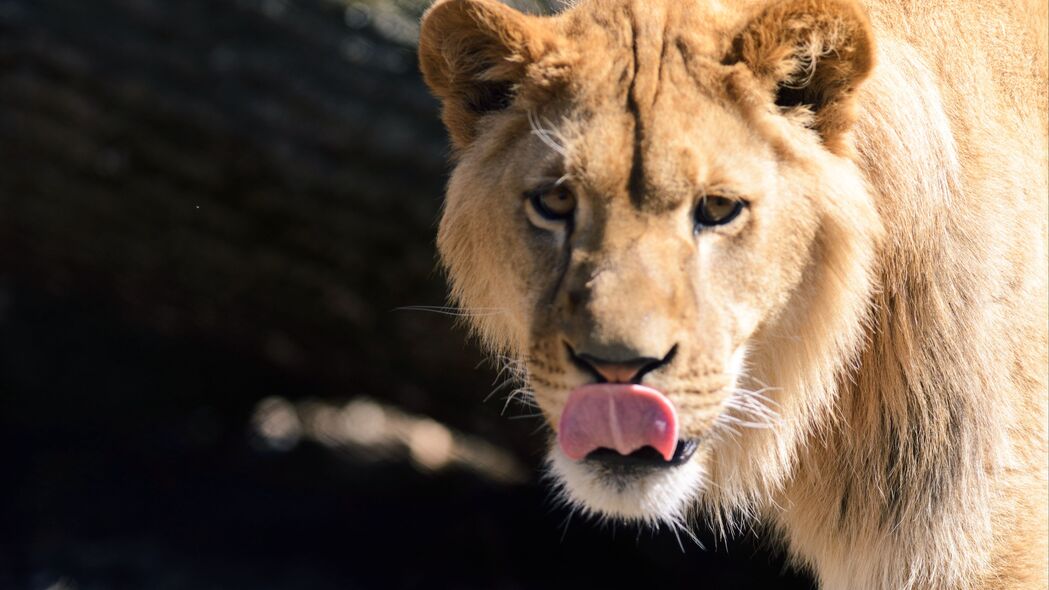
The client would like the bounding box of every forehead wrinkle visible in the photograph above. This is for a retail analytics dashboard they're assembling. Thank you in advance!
[624,1,671,212]
[640,41,713,211]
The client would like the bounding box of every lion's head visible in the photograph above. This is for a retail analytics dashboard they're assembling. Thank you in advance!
[419,0,882,526]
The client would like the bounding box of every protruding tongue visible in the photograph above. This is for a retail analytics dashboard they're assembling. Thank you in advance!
[557,384,678,462]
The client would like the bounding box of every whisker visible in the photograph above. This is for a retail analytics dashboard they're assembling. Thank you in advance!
[483,378,516,403]
[719,415,776,430]
[669,520,686,553]
[507,412,546,420]
[714,419,742,437]
[530,421,552,435]
[528,110,568,156]
[393,305,508,318]
[559,506,577,543]
[490,355,528,383]
[671,514,703,549]
[726,397,779,419]
[502,387,538,415]
[732,389,783,408]
[710,416,744,449]
[722,402,780,428]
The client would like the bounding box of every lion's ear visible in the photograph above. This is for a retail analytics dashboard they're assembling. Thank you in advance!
[728,0,875,152]
[419,0,552,150]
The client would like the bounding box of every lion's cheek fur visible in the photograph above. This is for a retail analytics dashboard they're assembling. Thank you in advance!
[438,167,535,355]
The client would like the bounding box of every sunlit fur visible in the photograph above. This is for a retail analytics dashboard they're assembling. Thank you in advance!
[418,0,1049,588]
[546,448,705,525]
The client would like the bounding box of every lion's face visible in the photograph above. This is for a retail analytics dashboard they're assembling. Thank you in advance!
[420,0,879,523]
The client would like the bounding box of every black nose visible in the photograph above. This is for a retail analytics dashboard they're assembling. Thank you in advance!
[567,344,677,384]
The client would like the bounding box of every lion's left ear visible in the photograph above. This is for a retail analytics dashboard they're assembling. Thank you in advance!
[728,0,875,152]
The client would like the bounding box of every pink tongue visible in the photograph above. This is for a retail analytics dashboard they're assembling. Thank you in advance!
[557,384,678,462]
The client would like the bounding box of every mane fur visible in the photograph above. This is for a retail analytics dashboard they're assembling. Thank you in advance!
[755,14,1048,589]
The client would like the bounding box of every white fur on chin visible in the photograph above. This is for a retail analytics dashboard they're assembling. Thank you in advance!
[546,446,705,526]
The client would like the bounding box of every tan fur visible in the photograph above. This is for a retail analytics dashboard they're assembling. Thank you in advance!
[418,0,1049,588]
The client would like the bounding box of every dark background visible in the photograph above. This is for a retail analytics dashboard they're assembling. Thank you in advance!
[0,0,815,587]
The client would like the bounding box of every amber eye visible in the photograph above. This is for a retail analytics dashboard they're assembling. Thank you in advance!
[526,185,577,222]
[695,195,745,228]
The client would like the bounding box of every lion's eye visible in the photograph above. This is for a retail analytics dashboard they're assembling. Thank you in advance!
[526,185,576,222]
[695,195,745,228]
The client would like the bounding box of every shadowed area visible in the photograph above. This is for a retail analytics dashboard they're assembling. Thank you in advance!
[0,0,817,587]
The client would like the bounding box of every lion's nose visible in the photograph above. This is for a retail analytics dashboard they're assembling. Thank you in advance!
[568,345,677,384]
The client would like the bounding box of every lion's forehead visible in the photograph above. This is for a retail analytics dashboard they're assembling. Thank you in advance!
[554,1,740,108]
[530,3,779,210]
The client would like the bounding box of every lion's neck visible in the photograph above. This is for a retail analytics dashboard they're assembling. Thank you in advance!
[772,35,1048,590]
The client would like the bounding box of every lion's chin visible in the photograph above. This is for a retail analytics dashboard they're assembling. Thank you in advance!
[546,446,705,524]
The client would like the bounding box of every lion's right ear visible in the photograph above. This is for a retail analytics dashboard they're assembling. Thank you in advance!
[419,0,552,150]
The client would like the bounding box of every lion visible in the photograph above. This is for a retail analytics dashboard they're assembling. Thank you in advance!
[417,0,1049,587]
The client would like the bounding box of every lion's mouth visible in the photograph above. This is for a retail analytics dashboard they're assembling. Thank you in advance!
[548,383,706,519]
[585,438,700,470]
[557,383,697,469]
